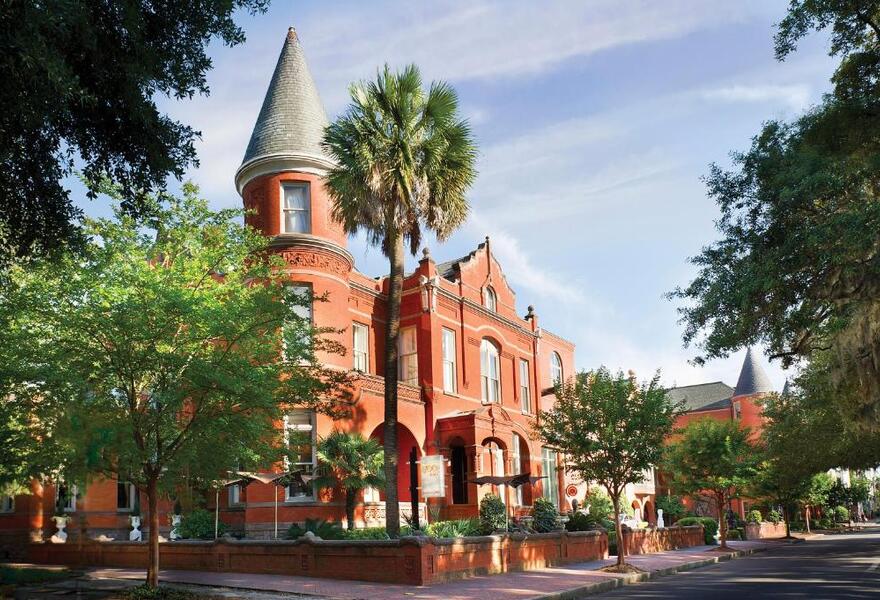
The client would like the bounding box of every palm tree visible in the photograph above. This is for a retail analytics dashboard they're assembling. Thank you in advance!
[314,431,385,530]
[323,64,477,536]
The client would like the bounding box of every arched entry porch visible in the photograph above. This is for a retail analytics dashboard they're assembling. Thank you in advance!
[369,422,421,503]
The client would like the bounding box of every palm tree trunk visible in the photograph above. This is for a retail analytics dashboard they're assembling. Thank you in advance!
[346,490,356,531]
[145,478,160,588]
[805,505,811,533]
[383,233,404,537]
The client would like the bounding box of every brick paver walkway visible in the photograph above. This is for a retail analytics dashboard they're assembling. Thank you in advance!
[79,540,771,599]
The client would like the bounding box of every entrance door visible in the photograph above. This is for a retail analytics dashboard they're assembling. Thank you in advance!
[451,446,468,504]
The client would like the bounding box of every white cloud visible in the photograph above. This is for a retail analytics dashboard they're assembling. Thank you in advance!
[699,84,811,110]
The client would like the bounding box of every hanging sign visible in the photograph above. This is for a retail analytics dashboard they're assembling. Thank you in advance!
[420,455,446,498]
[565,484,579,498]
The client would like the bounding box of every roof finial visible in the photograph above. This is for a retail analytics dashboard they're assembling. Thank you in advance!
[422,246,431,260]
[287,26,297,38]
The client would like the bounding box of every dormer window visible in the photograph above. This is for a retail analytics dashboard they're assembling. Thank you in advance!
[484,286,497,312]
[281,182,310,233]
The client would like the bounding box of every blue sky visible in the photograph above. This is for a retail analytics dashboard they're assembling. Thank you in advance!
[74,0,838,389]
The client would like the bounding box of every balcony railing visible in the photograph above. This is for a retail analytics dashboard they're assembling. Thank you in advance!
[355,372,423,404]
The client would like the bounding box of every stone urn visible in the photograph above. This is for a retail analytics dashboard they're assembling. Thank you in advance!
[50,516,69,543]
[169,514,182,540]
[129,515,143,541]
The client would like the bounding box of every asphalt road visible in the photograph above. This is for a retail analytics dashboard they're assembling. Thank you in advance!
[596,529,880,599]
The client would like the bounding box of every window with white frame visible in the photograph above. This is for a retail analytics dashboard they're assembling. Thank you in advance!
[480,339,501,404]
[0,495,13,513]
[116,480,136,511]
[484,286,497,312]
[511,434,524,506]
[57,484,77,512]
[284,411,316,501]
[229,483,242,506]
[353,322,369,372]
[541,447,559,506]
[519,359,531,413]
[398,327,418,386]
[281,182,310,233]
[550,352,563,386]
[283,284,313,359]
[442,328,456,393]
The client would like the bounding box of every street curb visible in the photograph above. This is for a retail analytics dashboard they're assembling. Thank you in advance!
[528,546,768,600]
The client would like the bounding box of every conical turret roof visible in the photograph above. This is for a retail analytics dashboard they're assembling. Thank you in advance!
[734,347,774,396]
[240,28,329,169]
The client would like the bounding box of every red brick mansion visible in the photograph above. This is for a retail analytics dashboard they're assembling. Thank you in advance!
[0,29,581,544]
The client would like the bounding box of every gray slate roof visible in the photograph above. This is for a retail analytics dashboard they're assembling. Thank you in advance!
[666,381,734,412]
[734,347,774,396]
[435,240,488,281]
[241,28,329,167]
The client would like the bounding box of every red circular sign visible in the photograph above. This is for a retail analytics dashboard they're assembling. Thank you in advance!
[565,484,578,497]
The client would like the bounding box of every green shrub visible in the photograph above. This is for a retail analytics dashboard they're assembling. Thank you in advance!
[177,509,224,540]
[532,497,560,533]
[815,517,832,529]
[426,519,481,538]
[340,527,390,540]
[747,509,763,524]
[677,516,718,545]
[479,494,507,533]
[123,586,199,599]
[656,494,687,522]
[766,509,782,524]
[582,487,614,520]
[833,505,850,523]
[727,528,743,541]
[287,518,344,540]
[565,511,603,532]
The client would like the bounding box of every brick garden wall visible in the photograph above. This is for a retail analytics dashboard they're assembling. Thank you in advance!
[622,525,705,555]
[27,531,608,585]
[744,522,787,540]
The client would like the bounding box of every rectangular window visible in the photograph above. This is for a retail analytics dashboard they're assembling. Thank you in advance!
[229,484,242,506]
[283,284,313,359]
[541,448,559,507]
[281,183,310,233]
[353,323,369,372]
[285,410,316,501]
[519,359,531,413]
[0,495,13,513]
[57,484,77,513]
[442,328,456,393]
[398,327,418,386]
[116,481,136,511]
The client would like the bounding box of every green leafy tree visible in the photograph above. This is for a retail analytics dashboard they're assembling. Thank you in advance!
[670,1,880,430]
[534,368,679,567]
[803,472,834,533]
[322,65,477,536]
[0,183,350,587]
[313,431,385,531]
[0,0,270,263]
[655,494,687,523]
[663,419,758,549]
[749,455,810,539]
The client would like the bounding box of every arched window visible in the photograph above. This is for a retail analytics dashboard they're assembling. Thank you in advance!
[480,339,501,404]
[550,352,563,385]
[484,286,497,312]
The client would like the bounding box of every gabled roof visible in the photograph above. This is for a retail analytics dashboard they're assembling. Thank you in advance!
[435,239,488,281]
[241,28,329,168]
[666,381,734,413]
[734,347,774,396]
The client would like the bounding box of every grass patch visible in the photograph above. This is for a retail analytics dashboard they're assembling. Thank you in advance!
[120,585,205,599]
[0,565,71,585]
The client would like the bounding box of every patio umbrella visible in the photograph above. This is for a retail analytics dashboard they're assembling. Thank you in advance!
[468,473,547,531]
[212,477,245,540]
[233,470,315,539]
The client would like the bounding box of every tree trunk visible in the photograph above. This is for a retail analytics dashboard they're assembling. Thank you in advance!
[717,492,728,549]
[383,233,405,537]
[146,479,160,588]
[805,505,811,534]
[611,491,625,567]
[346,490,356,531]
[783,505,792,538]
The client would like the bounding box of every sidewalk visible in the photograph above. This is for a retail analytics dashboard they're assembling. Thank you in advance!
[73,540,772,599]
